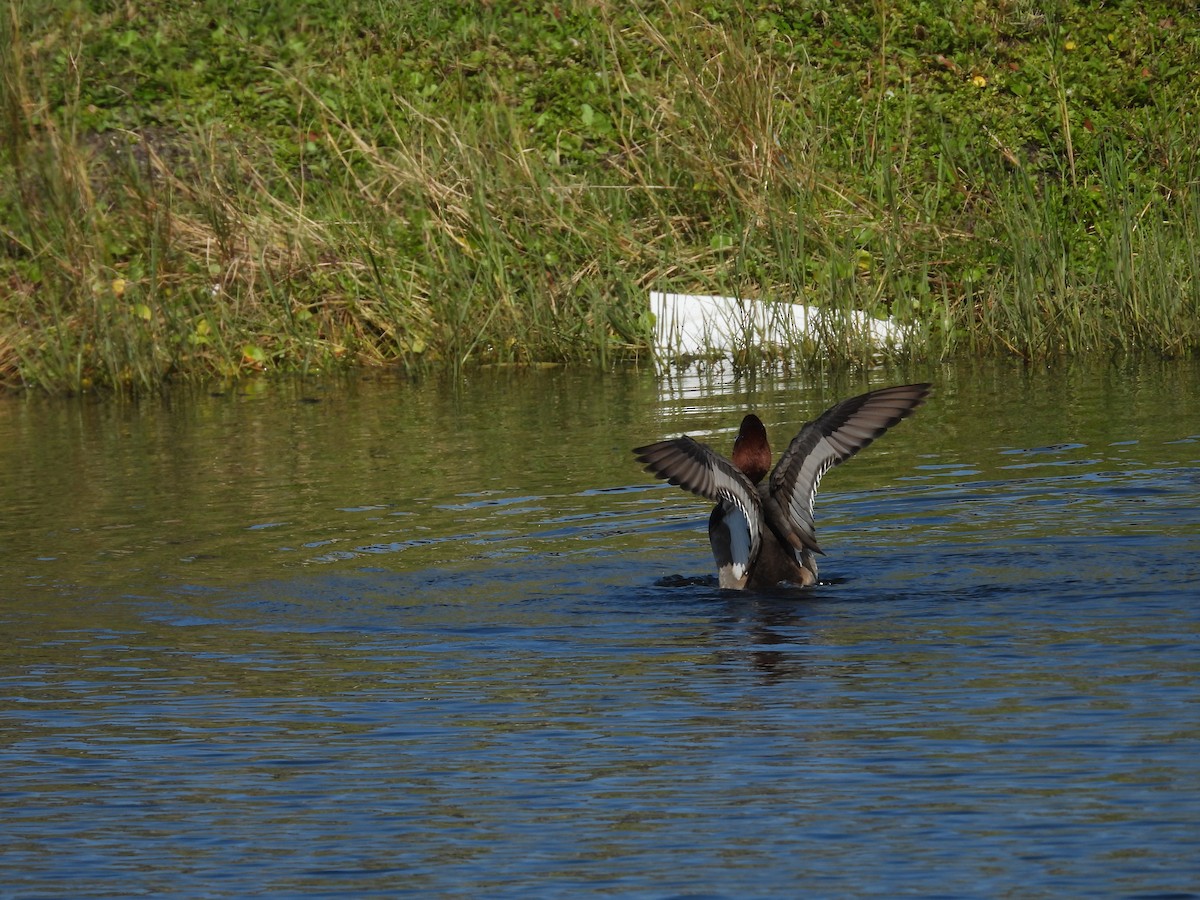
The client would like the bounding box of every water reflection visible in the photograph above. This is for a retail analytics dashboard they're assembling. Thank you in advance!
[1,358,1199,897]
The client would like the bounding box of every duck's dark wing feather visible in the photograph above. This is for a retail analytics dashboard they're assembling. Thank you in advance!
[768,383,931,553]
[634,435,763,569]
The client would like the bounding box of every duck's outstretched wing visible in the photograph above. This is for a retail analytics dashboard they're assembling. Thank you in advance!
[768,383,931,553]
[634,436,763,577]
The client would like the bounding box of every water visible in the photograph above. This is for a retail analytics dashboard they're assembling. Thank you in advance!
[2,360,1198,898]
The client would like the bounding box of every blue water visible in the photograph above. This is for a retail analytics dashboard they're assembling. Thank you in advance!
[2,361,1198,897]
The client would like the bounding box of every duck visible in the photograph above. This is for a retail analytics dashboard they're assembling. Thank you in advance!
[633,383,931,590]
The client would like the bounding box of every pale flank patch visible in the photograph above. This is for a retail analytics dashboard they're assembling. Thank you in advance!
[726,505,753,574]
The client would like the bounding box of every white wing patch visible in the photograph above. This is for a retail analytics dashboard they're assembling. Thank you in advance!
[768,384,930,553]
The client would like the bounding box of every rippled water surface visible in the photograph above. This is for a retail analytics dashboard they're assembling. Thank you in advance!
[2,360,1198,897]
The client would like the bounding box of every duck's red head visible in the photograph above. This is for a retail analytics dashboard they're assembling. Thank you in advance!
[732,414,772,484]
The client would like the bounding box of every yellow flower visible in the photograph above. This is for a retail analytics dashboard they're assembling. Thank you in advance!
[971,74,987,88]
[1065,40,1077,51]
[111,277,127,297]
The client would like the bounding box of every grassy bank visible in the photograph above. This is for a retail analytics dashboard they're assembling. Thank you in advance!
[2,0,1198,392]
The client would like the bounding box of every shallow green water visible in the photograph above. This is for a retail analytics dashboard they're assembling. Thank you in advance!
[2,359,1198,897]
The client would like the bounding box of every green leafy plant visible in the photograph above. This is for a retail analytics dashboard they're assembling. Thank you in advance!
[2,0,1198,392]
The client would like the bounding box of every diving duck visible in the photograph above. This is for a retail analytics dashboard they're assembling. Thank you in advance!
[634,383,930,590]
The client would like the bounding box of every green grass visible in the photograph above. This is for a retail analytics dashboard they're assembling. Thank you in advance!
[2,0,1199,392]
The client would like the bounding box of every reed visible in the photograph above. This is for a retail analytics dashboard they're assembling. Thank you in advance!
[2,0,1198,392]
